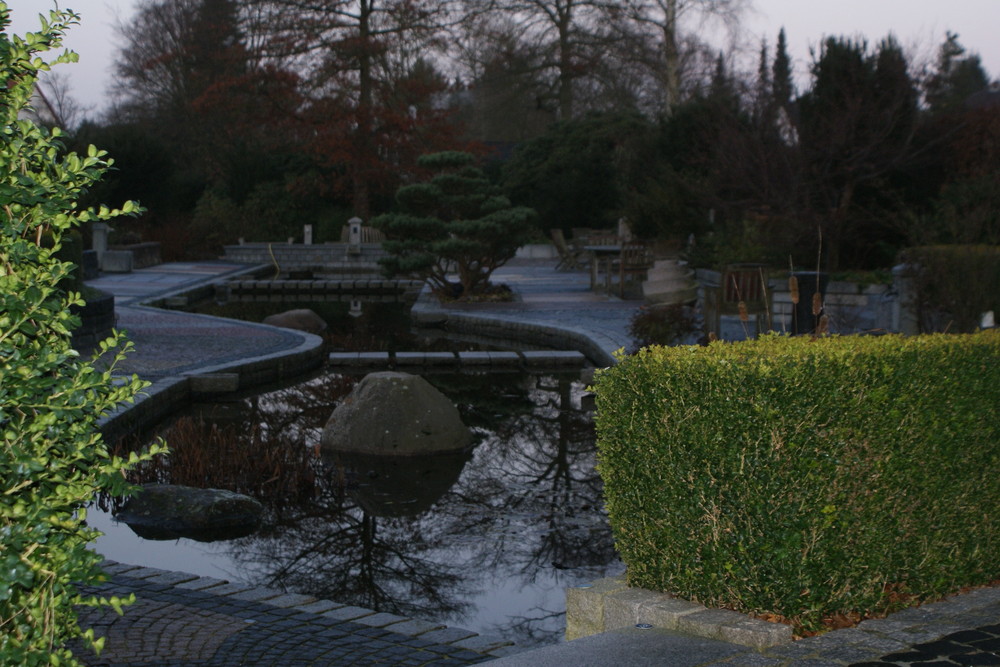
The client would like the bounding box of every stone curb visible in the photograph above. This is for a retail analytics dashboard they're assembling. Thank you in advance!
[411,285,621,367]
[329,348,587,370]
[567,575,793,650]
[100,561,521,659]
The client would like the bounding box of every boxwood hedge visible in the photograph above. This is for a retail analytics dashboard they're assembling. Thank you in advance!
[594,332,999,631]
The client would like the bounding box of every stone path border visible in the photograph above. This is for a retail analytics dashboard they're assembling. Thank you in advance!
[329,349,587,370]
[73,562,522,666]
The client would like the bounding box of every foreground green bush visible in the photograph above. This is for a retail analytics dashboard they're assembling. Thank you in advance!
[0,5,161,664]
[594,332,999,631]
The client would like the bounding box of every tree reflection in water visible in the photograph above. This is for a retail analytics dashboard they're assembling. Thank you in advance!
[158,370,621,646]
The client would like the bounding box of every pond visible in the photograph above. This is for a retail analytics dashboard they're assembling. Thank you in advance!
[91,368,623,648]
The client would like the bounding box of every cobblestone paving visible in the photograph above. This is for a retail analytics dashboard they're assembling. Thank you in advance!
[704,587,1000,667]
[848,624,1000,667]
[72,567,502,666]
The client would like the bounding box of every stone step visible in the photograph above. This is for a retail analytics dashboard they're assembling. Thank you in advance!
[329,349,586,370]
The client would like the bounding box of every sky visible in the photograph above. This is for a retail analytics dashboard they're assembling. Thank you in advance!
[3,0,999,117]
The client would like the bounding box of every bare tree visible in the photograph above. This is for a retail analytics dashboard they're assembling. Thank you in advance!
[31,72,87,130]
[463,0,623,121]
[616,0,749,115]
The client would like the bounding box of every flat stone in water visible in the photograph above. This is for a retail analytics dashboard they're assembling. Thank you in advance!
[115,483,264,542]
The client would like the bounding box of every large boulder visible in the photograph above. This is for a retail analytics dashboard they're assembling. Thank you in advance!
[262,308,327,334]
[321,371,471,456]
[115,484,264,542]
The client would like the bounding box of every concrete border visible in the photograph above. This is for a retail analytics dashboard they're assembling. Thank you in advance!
[410,287,620,368]
[567,575,793,650]
[96,264,327,442]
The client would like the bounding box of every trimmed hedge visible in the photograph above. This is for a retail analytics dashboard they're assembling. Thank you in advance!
[594,332,1000,631]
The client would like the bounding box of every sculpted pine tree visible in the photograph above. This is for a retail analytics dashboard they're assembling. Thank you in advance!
[373,151,537,299]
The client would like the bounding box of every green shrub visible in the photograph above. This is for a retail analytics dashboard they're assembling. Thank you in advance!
[0,6,162,664]
[899,245,1000,333]
[594,332,1000,632]
[41,228,85,293]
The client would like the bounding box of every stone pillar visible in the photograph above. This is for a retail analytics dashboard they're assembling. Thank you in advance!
[347,216,362,256]
[303,224,313,245]
[92,222,111,267]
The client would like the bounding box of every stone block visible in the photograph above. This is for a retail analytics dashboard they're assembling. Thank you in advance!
[419,627,478,644]
[676,608,788,648]
[716,615,793,649]
[394,352,428,365]
[357,352,390,366]
[354,612,410,627]
[638,596,706,631]
[263,593,317,608]
[328,352,361,366]
[565,575,628,640]
[188,373,240,394]
[424,352,459,366]
[383,618,445,636]
[294,600,344,615]
[229,587,285,603]
[604,588,672,630]
[487,351,521,366]
[321,605,375,621]
[458,351,492,365]
[451,633,515,653]
[176,576,230,591]
[101,249,133,273]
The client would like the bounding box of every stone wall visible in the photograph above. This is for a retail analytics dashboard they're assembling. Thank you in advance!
[110,242,162,269]
[70,289,116,351]
[222,243,387,273]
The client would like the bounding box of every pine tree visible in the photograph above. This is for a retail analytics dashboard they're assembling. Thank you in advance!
[772,28,794,112]
[925,32,989,115]
[373,152,537,298]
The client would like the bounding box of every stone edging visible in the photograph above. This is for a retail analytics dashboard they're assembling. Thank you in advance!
[100,561,523,660]
[97,264,327,442]
[567,575,793,650]
[410,286,619,368]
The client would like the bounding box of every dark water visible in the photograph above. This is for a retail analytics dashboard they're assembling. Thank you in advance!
[91,370,622,647]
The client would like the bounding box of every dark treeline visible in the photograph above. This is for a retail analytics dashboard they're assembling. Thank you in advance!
[48,0,998,271]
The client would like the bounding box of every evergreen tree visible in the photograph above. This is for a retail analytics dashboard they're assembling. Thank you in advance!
[925,32,989,115]
[772,28,794,112]
[373,152,537,298]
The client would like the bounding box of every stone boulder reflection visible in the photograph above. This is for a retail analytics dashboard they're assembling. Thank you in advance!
[330,450,471,517]
[321,371,471,456]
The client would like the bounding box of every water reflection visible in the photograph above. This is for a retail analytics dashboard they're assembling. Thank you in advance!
[100,371,621,646]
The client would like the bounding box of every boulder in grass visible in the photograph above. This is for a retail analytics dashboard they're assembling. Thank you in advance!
[115,484,264,542]
[321,371,471,456]
[262,308,327,334]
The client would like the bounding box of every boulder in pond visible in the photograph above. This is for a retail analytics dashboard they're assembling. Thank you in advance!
[115,484,264,542]
[321,371,471,456]
[262,308,327,334]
